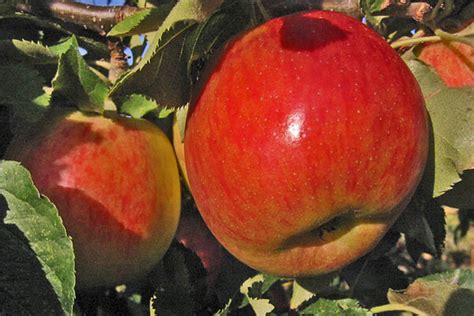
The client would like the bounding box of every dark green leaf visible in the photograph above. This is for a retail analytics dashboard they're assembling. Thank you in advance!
[437,170,474,209]
[0,161,75,315]
[393,190,446,259]
[342,256,408,307]
[0,65,49,131]
[0,39,57,64]
[150,242,207,315]
[51,36,108,113]
[109,0,225,108]
[185,0,252,80]
[111,20,196,108]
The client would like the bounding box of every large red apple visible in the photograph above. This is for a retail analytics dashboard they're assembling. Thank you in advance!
[184,11,429,277]
[6,110,181,288]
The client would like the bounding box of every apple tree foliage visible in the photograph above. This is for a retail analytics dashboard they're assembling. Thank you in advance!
[0,0,473,315]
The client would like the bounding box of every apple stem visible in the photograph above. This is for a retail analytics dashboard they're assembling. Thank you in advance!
[434,29,474,47]
[391,35,443,49]
[370,303,429,316]
[90,60,113,71]
[88,66,111,84]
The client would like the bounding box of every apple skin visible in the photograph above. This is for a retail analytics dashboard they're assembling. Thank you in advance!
[417,34,474,87]
[6,110,181,288]
[184,11,429,277]
[175,208,224,289]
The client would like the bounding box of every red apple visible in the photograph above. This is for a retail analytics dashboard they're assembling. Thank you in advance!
[417,33,474,87]
[175,208,224,289]
[184,11,429,277]
[6,110,181,288]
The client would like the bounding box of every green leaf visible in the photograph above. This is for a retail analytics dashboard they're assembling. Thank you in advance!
[239,274,275,315]
[0,65,50,131]
[290,280,316,310]
[51,36,108,113]
[108,3,174,37]
[0,65,46,106]
[0,39,57,64]
[184,0,252,78]
[120,94,175,119]
[387,269,474,316]
[121,94,161,118]
[361,0,390,14]
[437,170,474,209]
[0,161,75,315]
[301,298,372,315]
[392,189,446,259]
[158,107,175,118]
[109,0,225,108]
[214,300,231,316]
[0,1,16,15]
[149,242,207,315]
[422,269,474,290]
[175,105,189,142]
[406,60,474,197]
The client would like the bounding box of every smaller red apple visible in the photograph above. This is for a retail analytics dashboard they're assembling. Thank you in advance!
[6,110,181,289]
[417,29,474,87]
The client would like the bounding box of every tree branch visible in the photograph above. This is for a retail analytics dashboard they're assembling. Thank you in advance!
[16,0,144,35]
[379,1,433,23]
[261,0,362,19]
[15,0,363,36]
[107,38,129,82]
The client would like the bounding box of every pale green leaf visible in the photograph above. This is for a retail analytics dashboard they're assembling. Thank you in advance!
[422,269,474,290]
[240,274,275,315]
[108,3,174,37]
[387,270,474,316]
[406,60,474,197]
[175,105,189,142]
[291,280,316,310]
[120,94,175,119]
[362,0,390,13]
[121,94,160,118]
[158,107,174,118]
[301,298,372,315]
[214,300,231,316]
